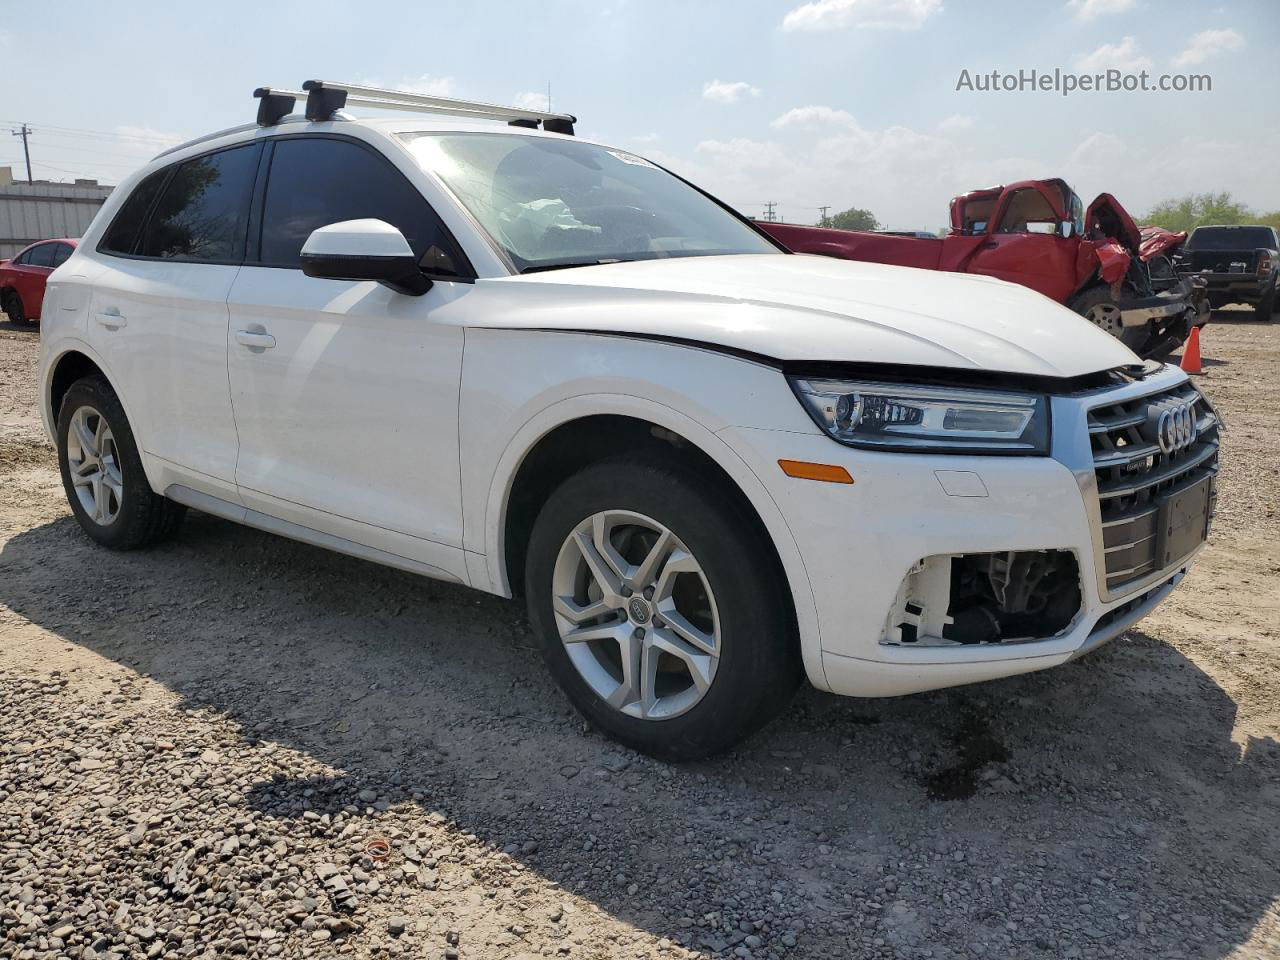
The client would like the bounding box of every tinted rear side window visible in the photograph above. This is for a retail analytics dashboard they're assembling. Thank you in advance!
[100,169,168,255]
[27,244,56,268]
[1186,227,1275,251]
[259,137,466,276]
[51,243,73,267]
[139,144,259,261]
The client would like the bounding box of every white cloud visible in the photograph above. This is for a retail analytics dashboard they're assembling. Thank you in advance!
[781,0,942,31]
[653,116,1033,231]
[937,114,974,133]
[771,105,859,129]
[701,80,761,104]
[512,91,550,112]
[1073,36,1152,71]
[1172,28,1245,66]
[114,125,185,150]
[399,74,457,97]
[1066,0,1136,21]
[1068,131,1126,170]
[630,132,661,145]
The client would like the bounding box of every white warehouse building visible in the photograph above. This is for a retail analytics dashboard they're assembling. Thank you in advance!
[0,166,113,260]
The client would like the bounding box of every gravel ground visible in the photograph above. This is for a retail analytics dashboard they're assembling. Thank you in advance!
[1,311,1278,960]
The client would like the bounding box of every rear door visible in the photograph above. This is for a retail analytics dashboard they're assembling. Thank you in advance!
[88,142,260,495]
[226,134,473,581]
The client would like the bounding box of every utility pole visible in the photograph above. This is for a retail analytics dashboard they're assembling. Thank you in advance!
[762,201,776,222]
[817,205,830,226]
[11,124,33,184]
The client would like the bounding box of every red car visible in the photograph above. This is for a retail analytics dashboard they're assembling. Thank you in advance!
[756,179,1204,360]
[0,238,77,326]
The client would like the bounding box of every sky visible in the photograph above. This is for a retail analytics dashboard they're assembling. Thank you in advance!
[1,0,1276,230]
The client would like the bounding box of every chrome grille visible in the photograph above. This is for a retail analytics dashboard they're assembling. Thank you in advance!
[1088,381,1219,594]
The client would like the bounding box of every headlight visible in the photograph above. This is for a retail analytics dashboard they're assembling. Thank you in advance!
[789,378,1050,455]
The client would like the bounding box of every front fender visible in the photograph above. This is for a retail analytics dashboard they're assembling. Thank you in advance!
[461,329,831,691]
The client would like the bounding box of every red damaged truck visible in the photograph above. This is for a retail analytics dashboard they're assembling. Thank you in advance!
[757,178,1206,360]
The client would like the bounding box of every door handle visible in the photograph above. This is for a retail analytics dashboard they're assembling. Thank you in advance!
[235,330,277,349]
[95,311,127,329]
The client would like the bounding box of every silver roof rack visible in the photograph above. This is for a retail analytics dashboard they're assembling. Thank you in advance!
[253,80,576,135]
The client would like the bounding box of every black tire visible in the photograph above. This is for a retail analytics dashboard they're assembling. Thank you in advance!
[1069,285,1146,352]
[1257,283,1276,320]
[525,456,802,760]
[56,375,185,549]
[2,289,32,326]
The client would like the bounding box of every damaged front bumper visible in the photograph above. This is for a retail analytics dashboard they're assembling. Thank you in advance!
[720,364,1215,698]
[1116,278,1197,329]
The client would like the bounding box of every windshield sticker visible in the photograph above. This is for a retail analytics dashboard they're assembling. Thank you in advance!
[607,150,657,169]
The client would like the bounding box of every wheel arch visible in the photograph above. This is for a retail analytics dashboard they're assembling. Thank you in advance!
[48,347,110,428]
[484,396,829,691]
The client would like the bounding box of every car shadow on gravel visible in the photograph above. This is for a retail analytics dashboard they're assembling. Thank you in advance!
[3,511,1279,958]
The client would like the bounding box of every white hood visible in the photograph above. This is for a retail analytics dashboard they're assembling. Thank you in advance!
[476,254,1138,378]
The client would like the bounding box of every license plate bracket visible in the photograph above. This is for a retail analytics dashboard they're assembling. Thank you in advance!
[1155,475,1212,569]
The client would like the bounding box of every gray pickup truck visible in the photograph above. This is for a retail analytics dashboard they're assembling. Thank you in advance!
[1177,224,1279,317]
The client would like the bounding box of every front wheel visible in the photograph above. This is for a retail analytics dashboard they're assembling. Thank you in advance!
[525,457,801,760]
[1069,286,1146,352]
[56,375,185,549]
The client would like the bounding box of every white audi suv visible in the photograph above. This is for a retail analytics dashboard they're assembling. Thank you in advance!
[36,82,1219,758]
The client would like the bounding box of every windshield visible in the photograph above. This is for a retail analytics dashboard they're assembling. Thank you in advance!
[1186,226,1274,251]
[399,132,778,272]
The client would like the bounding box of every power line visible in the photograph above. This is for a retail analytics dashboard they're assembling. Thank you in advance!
[10,124,33,184]
[762,201,777,222]
[0,119,179,146]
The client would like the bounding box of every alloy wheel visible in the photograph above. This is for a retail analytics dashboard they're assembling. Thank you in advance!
[66,405,123,525]
[551,510,720,720]
[1086,302,1124,337]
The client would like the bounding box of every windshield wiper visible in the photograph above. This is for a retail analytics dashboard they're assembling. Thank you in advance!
[520,258,629,274]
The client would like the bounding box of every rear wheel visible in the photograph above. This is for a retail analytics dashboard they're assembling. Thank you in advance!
[56,375,185,549]
[2,289,32,326]
[1257,283,1276,320]
[525,457,801,760]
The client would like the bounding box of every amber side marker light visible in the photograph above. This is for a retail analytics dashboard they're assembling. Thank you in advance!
[777,459,855,484]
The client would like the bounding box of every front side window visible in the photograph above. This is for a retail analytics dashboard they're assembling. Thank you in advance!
[27,244,56,268]
[259,137,466,276]
[12,248,32,266]
[139,144,259,261]
[995,189,1058,234]
[400,132,777,272]
[101,169,168,255]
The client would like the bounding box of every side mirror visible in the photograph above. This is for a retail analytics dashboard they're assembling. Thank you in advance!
[300,219,431,296]
[1060,220,1075,238]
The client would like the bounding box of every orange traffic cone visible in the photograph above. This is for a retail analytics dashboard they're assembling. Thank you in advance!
[1180,326,1203,375]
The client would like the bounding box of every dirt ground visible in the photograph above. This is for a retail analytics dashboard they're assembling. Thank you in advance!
[1,312,1278,960]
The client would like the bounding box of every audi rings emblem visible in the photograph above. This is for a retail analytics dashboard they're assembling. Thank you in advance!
[1154,400,1198,455]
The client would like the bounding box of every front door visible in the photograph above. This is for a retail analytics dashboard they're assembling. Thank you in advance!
[965,185,1077,302]
[226,134,474,581]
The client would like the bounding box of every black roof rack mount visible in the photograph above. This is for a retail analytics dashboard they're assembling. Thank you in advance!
[252,79,575,135]
[253,87,299,127]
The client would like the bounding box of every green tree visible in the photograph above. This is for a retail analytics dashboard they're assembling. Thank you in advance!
[1143,192,1255,232]
[822,206,881,232]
